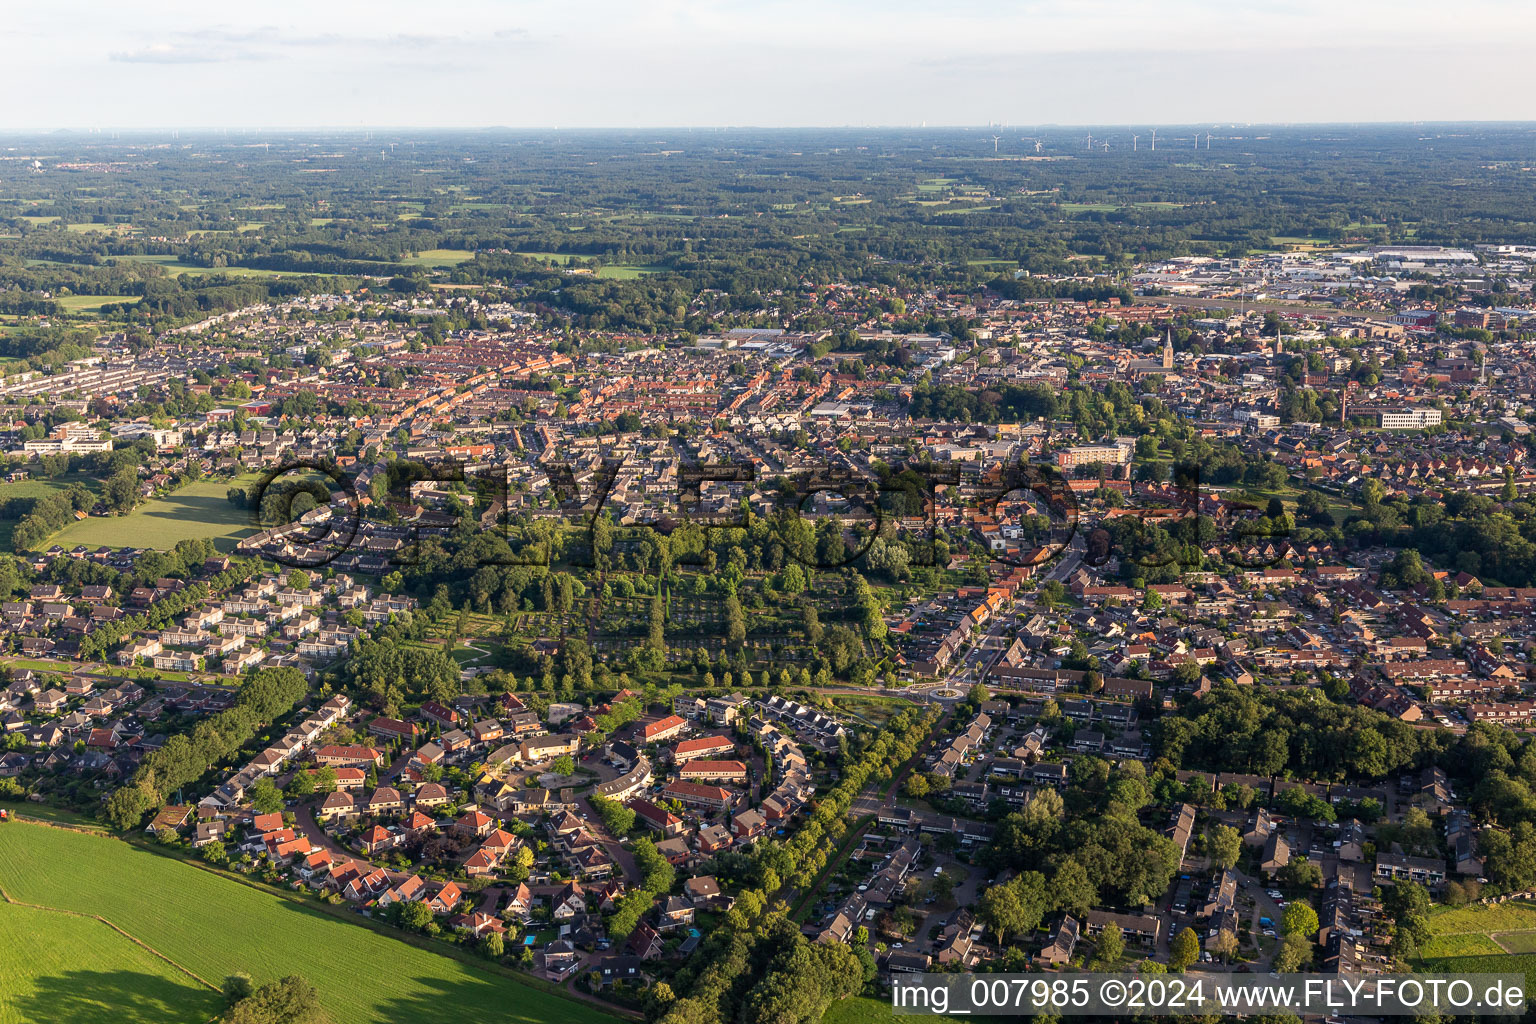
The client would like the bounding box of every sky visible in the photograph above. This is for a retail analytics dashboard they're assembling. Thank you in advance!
[5,0,1536,130]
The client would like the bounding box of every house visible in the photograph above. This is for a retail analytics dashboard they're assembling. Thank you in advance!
[590,954,644,988]
[663,781,734,812]
[552,881,587,920]
[544,939,581,977]
[642,715,689,744]
[1085,910,1161,947]
[657,895,695,931]
[314,744,385,767]
[628,921,664,960]
[672,735,736,763]
[628,798,684,837]
[429,881,464,914]
[1038,915,1079,965]
[145,805,191,837]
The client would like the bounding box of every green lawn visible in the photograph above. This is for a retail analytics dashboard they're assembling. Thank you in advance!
[0,822,619,1024]
[595,265,664,279]
[111,255,318,279]
[45,479,257,552]
[53,295,137,314]
[0,900,221,1024]
[0,472,96,501]
[400,248,474,268]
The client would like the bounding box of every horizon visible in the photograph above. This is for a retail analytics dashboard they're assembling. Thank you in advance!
[6,0,1536,131]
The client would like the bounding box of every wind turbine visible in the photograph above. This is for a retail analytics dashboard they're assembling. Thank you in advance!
[1149,127,1157,151]
[991,135,1002,153]
[1205,133,1212,149]
[1033,139,1043,154]
[1132,134,1139,152]
[1101,141,1110,153]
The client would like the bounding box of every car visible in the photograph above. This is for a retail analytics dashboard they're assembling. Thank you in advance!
[857,883,868,892]
[933,865,943,877]
[892,942,904,950]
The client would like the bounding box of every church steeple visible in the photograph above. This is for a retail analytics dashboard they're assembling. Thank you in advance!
[1162,327,1174,370]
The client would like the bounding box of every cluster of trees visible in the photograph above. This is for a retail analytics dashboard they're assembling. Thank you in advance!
[79,558,260,662]
[105,668,308,829]
[10,484,95,552]
[219,975,326,1024]
[1157,685,1442,781]
[988,761,1181,917]
[346,632,461,713]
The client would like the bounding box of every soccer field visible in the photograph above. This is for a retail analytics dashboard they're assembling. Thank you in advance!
[0,822,619,1024]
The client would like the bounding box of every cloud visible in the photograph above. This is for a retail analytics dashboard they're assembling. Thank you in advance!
[110,42,269,64]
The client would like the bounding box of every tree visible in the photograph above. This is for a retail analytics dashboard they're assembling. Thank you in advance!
[551,755,575,776]
[287,570,311,591]
[1281,901,1319,940]
[977,871,1046,943]
[1169,926,1200,972]
[389,899,434,933]
[249,777,284,815]
[221,975,326,1024]
[1207,825,1241,871]
[201,840,228,865]
[1382,881,1432,953]
[1094,923,1124,968]
[1273,933,1312,972]
[1208,929,1239,963]
[222,973,255,1007]
[1279,857,1323,891]
[480,932,505,959]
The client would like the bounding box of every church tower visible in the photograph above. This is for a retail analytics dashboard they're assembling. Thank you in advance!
[1162,327,1174,370]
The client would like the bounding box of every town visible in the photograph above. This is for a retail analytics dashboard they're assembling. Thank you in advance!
[2,121,1536,1024]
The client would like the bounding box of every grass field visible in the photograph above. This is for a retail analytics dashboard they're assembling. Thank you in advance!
[0,900,222,1024]
[400,248,474,268]
[1414,899,1536,995]
[53,295,138,314]
[0,472,96,501]
[45,479,256,552]
[595,264,664,279]
[111,255,318,279]
[0,822,619,1024]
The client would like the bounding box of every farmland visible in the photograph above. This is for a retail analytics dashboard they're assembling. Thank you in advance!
[45,478,256,552]
[0,901,222,1024]
[0,822,619,1024]
[1414,900,1536,995]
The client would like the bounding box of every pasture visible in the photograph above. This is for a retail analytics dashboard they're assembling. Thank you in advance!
[0,822,619,1024]
[46,479,256,552]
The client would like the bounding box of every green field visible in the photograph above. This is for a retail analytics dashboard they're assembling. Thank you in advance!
[1415,900,1536,995]
[0,900,222,1024]
[0,472,96,501]
[594,264,664,279]
[399,248,474,268]
[45,479,256,552]
[53,295,138,314]
[0,822,619,1024]
[111,255,318,279]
